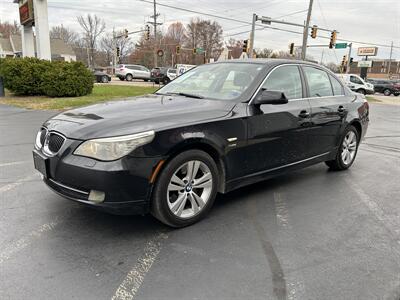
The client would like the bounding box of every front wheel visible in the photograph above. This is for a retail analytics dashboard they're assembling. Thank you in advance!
[101,75,109,83]
[151,150,219,227]
[325,125,359,170]
[383,89,391,96]
[125,74,133,81]
[356,89,366,95]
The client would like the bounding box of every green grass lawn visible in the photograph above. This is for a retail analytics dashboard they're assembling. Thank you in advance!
[0,85,158,110]
[366,96,382,103]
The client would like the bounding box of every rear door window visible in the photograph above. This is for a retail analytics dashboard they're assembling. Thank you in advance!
[303,67,333,97]
[329,75,344,96]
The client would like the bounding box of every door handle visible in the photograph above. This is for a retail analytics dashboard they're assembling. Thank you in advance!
[338,106,346,114]
[298,110,310,118]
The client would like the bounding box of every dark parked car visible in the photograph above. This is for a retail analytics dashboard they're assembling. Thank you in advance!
[33,59,369,227]
[151,67,170,84]
[366,78,400,96]
[93,70,111,83]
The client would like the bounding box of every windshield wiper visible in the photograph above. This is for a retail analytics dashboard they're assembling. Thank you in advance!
[164,92,204,99]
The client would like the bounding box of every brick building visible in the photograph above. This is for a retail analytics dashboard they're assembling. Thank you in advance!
[348,59,400,79]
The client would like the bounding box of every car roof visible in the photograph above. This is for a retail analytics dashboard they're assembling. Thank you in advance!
[212,58,318,66]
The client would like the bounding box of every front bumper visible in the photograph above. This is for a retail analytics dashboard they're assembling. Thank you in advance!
[33,140,164,215]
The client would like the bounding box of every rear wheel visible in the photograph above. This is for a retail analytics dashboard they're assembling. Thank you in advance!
[101,75,109,83]
[164,77,170,84]
[383,89,391,96]
[126,74,133,81]
[325,125,359,170]
[154,79,160,84]
[119,77,125,81]
[151,150,218,227]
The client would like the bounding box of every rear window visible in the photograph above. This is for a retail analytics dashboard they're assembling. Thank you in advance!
[168,69,177,74]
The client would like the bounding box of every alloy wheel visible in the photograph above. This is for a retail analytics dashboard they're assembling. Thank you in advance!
[341,131,357,165]
[167,160,213,219]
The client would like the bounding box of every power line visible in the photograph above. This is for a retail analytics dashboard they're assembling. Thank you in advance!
[137,0,400,49]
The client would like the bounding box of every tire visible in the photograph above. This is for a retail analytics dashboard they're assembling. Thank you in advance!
[155,79,160,84]
[356,89,366,95]
[325,125,360,171]
[119,77,125,81]
[394,93,399,97]
[164,77,170,84]
[151,150,219,228]
[101,75,109,83]
[383,89,391,96]
[144,79,149,82]
[125,74,133,81]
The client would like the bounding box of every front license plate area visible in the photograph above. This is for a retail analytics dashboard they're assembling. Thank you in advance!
[33,151,48,178]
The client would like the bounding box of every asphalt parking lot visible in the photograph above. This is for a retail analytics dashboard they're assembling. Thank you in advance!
[1,102,399,300]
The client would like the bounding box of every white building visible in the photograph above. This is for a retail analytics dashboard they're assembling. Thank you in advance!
[0,35,76,61]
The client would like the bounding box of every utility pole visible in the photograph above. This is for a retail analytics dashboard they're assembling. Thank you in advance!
[301,0,314,60]
[388,41,393,76]
[346,43,352,74]
[153,0,158,67]
[320,49,324,64]
[248,13,257,58]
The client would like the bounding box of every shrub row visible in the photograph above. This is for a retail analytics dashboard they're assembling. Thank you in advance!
[0,57,93,97]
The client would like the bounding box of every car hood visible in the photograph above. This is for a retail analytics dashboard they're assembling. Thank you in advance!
[44,94,235,140]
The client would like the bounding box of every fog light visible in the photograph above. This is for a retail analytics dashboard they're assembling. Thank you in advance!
[88,190,105,203]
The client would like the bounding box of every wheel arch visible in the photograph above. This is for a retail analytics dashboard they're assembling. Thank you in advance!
[161,139,227,194]
[349,120,362,141]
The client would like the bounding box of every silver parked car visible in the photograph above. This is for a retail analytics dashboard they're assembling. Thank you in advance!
[116,64,151,82]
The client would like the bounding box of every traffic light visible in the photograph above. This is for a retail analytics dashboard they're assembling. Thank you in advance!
[116,47,120,57]
[124,29,129,38]
[341,55,347,67]
[289,43,295,55]
[329,30,337,49]
[193,48,197,54]
[176,45,181,55]
[310,25,318,39]
[243,39,248,53]
[145,25,150,40]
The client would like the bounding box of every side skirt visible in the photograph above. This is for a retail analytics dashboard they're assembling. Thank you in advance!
[224,151,333,193]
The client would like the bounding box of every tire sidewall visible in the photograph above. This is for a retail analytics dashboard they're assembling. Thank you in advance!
[337,125,360,169]
[126,74,133,81]
[152,150,219,227]
[383,89,391,96]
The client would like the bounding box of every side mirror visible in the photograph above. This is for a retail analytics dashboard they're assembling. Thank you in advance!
[253,90,288,105]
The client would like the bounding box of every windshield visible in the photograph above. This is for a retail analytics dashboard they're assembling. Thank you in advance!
[157,63,265,100]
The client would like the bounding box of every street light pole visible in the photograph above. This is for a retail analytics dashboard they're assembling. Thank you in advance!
[388,41,393,77]
[248,13,257,58]
[346,43,352,74]
[301,0,314,60]
[153,0,158,67]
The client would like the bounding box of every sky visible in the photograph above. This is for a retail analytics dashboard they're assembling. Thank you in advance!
[0,0,399,64]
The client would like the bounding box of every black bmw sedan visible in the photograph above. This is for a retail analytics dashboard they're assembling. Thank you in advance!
[33,59,369,227]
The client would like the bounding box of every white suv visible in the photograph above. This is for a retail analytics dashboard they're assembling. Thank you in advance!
[116,64,151,82]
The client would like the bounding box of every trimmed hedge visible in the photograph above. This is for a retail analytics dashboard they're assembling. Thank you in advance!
[0,57,93,97]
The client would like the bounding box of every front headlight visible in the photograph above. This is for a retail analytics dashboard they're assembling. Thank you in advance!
[74,130,155,161]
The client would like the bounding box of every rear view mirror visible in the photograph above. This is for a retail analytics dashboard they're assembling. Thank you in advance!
[253,90,288,105]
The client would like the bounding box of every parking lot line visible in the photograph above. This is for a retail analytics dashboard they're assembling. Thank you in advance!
[346,179,400,246]
[111,232,168,300]
[273,192,305,300]
[0,217,61,264]
[0,161,30,167]
[0,174,38,193]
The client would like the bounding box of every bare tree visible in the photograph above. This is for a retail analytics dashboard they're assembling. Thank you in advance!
[50,25,79,46]
[0,20,19,38]
[100,30,133,65]
[186,18,223,64]
[254,48,274,58]
[77,14,106,67]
